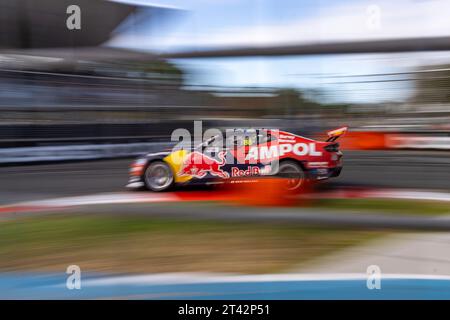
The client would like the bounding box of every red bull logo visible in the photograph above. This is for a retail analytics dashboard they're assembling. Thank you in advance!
[179,151,229,179]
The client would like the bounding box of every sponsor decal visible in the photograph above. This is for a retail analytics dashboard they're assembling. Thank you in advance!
[307,161,329,168]
[231,166,260,177]
[278,133,296,143]
[179,151,229,179]
[231,165,272,177]
[245,143,322,161]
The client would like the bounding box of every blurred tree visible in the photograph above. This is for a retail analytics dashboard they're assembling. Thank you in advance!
[271,88,322,117]
[412,65,450,104]
[125,59,184,86]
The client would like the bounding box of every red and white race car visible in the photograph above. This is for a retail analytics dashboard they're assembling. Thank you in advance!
[127,127,347,192]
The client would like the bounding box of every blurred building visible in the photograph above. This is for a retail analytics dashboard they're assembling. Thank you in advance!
[0,0,137,49]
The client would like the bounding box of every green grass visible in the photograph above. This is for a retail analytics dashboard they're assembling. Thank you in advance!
[0,214,380,274]
[313,198,450,216]
[5,197,441,274]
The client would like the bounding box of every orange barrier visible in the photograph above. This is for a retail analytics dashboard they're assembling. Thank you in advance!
[339,131,391,150]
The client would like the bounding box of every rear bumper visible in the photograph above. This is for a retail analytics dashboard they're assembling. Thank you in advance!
[308,166,342,180]
[330,166,342,177]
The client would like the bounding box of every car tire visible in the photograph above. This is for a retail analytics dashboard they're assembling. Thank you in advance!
[143,161,174,192]
[276,160,306,191]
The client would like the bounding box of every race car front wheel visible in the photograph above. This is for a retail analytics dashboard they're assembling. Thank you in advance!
[277,161,305,191]
[144,161,174,192]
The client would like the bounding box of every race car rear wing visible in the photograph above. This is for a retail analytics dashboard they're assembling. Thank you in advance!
[326,126,348,142]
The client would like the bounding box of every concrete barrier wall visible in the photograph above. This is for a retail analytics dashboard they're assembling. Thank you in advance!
[387,136,450,150]
[1,126,449,165]
[0,142,170,164]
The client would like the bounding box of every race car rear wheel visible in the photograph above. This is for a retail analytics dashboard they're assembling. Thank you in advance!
[277,161,305,191]
[144,161,174,192]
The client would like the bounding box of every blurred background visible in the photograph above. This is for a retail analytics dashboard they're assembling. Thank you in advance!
[1,0,450,155]
[1,0,450,299]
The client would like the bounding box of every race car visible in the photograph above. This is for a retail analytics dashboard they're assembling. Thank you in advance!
[126,127,347,192]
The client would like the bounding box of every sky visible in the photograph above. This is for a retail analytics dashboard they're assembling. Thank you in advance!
[109,0,450,104]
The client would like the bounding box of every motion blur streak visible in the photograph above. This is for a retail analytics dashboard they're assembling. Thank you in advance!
[1,0,450,300]
[3,273,450,299]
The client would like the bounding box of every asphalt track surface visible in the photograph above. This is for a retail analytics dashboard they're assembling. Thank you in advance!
[0,150,449,206]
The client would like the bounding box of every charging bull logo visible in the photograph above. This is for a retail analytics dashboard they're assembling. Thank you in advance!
[179,151,229,179]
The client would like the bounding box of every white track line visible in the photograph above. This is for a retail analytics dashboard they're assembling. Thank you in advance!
[313,189,450,202]
[0,192,179,213]
[77,272,450,288]
[1,188,450,214]
[18,192,176,207]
